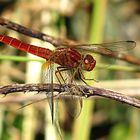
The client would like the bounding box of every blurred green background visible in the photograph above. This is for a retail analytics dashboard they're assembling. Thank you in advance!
[0,0,140,140]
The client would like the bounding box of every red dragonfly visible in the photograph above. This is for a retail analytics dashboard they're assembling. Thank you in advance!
[0,34,136,124]
[0,34,136,77]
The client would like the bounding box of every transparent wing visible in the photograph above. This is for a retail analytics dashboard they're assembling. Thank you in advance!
[59,70,83,118]
[64,85,83,118]
[42,61,55,123]
[42,61,63,139]
[72,41,136,52]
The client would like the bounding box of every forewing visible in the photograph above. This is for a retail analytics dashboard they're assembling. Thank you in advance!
[57,69,83,118]
[72,41,136,52]
[63,84,83,119]
[64,97,82,118]
[42,61,55,123]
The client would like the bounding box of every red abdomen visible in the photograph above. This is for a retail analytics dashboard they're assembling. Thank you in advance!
[0,34,82,68]
[0,34,52,60]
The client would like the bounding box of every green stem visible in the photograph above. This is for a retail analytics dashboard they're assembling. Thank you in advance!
[1,55,139,72]
[96,63,140,72]
[72,0,108,140]
[0,55,44,62]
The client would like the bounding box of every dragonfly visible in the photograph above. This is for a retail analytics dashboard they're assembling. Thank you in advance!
[0,34,136,77]
[0,34,136,134]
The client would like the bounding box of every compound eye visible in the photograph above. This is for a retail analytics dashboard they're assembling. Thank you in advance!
[83,55,96,71]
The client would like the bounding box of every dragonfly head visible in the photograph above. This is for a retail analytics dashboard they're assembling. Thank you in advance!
[82,54,96,71]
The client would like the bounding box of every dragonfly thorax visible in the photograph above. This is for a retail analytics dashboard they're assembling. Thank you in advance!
[82,54,96,71]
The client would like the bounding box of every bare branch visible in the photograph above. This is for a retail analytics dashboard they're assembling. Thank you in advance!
[0,83,140,108]
[0,17,140,65]
[0,17,77,47]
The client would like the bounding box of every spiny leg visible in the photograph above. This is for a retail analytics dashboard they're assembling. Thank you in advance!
[69,69,85,112]
[55,66,70,85]
[78,69,98,86]
[56,67,83,118]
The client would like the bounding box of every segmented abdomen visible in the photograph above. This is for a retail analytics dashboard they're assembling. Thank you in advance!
[0,34,82,68]
[0,34,52,60]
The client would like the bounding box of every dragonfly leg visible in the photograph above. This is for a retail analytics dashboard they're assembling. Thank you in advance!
[78,70,98,85]
[56,68,84,118]
[55,66,70,84]
[55,67,84,118]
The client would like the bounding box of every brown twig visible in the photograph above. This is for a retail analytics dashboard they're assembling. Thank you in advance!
[0,17,77,47]
[0,17,140,65]
[0,83,140,108]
